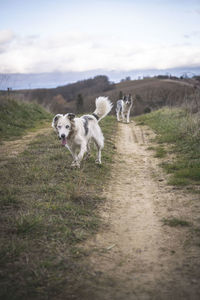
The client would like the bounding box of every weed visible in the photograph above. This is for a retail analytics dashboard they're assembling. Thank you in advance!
[15,214,44,235]
[0,192,20,207]
[162,217,191,227]
[146,146,155,151]
[154,146,167,158]
[168,176,190,186]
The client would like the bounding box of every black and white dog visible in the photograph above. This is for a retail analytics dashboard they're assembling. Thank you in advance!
[116,94,133,123]
[52,97,112,168]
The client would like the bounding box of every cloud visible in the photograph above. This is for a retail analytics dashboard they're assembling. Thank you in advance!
[0,31,200,73]
[0,29,16,54]
[0,29,15,45]
[183,31,200,41]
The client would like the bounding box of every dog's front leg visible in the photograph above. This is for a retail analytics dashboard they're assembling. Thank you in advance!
[127,110,130,123]
[72,143,87,167]
[84,140,91,160]
[77,144,87,162]
[65,145,78,168]
[116,110,120,121]
[96,148,102,165]
[65,144,75,159]
[122,112,126,122]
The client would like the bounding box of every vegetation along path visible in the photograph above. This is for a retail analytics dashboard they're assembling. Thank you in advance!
[83,121,200,300]
[0,125,51,160]
[1,114,199,299]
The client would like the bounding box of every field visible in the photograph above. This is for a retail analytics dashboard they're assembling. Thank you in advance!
[0,94,200,299]
[0,99,117,299]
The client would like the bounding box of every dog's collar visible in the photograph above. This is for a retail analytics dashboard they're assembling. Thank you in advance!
[92,113,99,120]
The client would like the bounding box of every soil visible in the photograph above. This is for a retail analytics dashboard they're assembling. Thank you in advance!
[82,121,200,300]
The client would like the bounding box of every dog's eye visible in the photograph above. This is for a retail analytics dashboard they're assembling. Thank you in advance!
[57,125,61,129]
[66,125,70,129]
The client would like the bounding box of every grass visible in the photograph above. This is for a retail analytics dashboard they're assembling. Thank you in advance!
[0,97,51,141]
[162,218,191,227]
[135,107,200,188]
[0,112,117,299]
[154,146,167,158]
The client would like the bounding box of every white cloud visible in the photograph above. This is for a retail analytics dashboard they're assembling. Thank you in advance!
[0,31,200,73]
[0,29,15,45]
[0,29,16,55]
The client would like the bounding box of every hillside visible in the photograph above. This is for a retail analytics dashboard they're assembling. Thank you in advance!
[105,77,200,115]
[2,75,200,115]
[0,98,51,141]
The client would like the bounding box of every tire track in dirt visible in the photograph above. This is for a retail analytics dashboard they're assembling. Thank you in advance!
[83,122,200,300]
[0,126,51,161]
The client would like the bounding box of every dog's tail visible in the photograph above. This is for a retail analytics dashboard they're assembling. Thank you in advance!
[92,96,113,121]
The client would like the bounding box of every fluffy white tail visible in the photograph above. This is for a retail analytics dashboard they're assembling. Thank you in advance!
[93,96,113,121]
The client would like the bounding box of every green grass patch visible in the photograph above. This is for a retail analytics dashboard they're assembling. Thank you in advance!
[0,97,51,141]
[162,217,191,227]
[135,107,200,188]
[0,187,21,208]
[154,146,167,158]
[146,146,155,151]
[0,115,117,299]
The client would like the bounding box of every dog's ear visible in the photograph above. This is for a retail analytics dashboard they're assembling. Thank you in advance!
[67,113,76,121]
[52,114,63,129]
[128,94,133,102]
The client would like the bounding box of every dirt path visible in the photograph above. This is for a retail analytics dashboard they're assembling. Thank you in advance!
[83,122,200,300]
[0,126,51,160]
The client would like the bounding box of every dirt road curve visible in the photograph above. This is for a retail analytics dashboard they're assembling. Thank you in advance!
[84,122,200,300]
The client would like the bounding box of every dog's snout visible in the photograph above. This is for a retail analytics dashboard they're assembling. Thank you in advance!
[61,134,65,139]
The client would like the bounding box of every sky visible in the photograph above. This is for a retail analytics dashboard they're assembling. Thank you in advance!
[0,0,200,74]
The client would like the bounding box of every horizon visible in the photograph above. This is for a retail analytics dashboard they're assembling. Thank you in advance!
[1,66,200,90]
[0,0,200,75]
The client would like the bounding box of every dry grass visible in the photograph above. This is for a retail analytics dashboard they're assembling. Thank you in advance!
[0,116,117,300]
[135,107,200,189]
[0,97,51,141]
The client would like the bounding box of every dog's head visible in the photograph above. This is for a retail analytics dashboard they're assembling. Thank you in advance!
[123,94,133,106]
[52,113,75,145]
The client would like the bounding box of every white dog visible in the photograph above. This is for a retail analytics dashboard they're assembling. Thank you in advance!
[116,94,133,123]
[52,97,112,168]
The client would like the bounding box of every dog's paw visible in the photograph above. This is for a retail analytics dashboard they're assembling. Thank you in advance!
[71,161,80,168]
[95,159,102,165]
[84,153,91,160]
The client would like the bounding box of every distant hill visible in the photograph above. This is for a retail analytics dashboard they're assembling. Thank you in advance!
[1,75,200,115]
[1,66,200,90]
[105,77,200,115]
[3,75,115,114]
